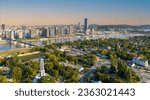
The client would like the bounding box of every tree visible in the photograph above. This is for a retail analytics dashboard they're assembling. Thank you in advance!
[23,78,32,83]
[101,49,108,55]
[0,69,2,75]
[117,59,128,78]
[86,75,92,82]
[126,69,133,83]
[110,65,117,74]
[23,66,36,79]
[51,70,59,79]
[40,76,55,83]
[95,72,110,83]
[96,66,108,74]
[45,62,53,73]
[4,56,22,70]
[0,75,7,83]
[109,55,117,74]
[11,67,22,82]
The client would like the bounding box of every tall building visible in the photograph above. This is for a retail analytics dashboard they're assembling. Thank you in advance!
[39,59,45,77]
[84,18,88,34]
[69,26,74,34]
[29,28,38,38]
[92,27,95,35]
[46,27,50,37]
[17,29,23,39]
[50,27,56,36]
[10,30,15,40]
[2,24,5,31]
[77,22,81,30]
[2,24,5,35]
[24,29,30,38]
[5,30,10,39]
[33,58,46,83]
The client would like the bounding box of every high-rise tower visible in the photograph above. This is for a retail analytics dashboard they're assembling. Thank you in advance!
[39,58,45,77]
[2,24,5,31]
[2,24,5,35]
[84,18,88,34]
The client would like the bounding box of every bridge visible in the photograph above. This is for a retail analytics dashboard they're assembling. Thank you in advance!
[7,39,37,47]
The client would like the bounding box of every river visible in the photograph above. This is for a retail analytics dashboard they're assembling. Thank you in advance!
[0,34,145,51]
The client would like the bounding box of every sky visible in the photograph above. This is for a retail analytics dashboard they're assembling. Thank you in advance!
[0,0,150,25]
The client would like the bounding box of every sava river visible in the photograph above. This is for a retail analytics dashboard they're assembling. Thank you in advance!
[0,34,145,51]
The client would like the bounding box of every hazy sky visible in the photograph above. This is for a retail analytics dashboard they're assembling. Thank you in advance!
[0,0,150,25]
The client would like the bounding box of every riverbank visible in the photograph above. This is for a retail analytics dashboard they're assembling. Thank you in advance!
[0,33,146,52]
[0,40,8,44]
[21,35,77,42]
[0,48,32,57]
[21,33,123,42]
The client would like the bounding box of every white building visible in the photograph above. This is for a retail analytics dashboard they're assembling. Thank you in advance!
[46,27,50,37]
[132,57,149,68]
[30,28,38,38]
[39,58,45,77]
[10,30,15,40]
[17,30,23,39]
[69,26,74,35]
[5,30,11,39]
[50,27,56,36]
[33,58,46,83]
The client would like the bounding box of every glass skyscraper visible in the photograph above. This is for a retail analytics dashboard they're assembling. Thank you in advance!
[84,18,88,34]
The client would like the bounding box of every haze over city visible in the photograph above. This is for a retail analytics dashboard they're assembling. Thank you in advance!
[0,0,150,25]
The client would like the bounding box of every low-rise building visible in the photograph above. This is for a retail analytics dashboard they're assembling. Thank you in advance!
[132,57,149,68]
[126,61,135,68]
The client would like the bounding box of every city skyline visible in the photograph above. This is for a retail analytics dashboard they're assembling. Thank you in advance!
[0,0,150,25]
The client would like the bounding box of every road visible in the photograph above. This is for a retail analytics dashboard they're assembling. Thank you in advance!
[80,58,111,83]
[133,68,150,83]
[18,51,40,57]
[80,67,96,83]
